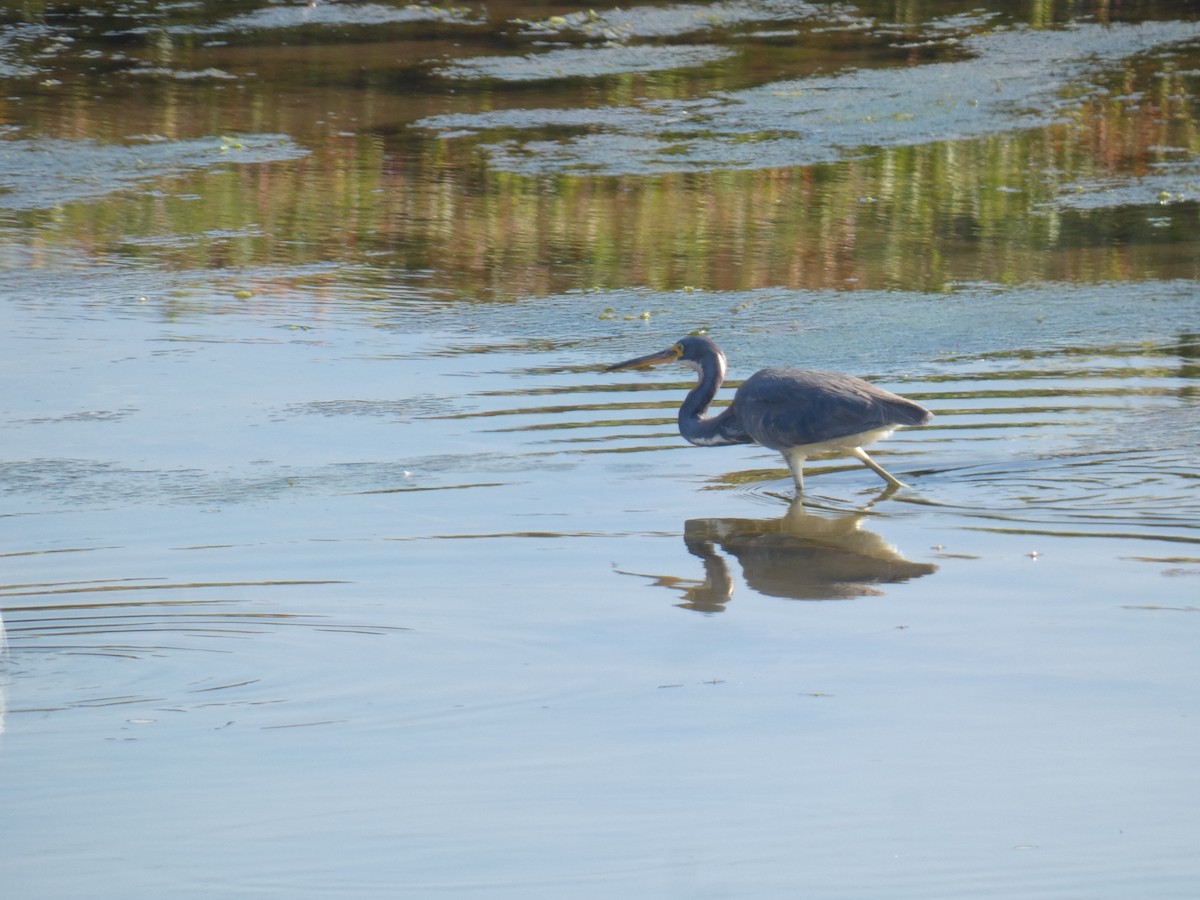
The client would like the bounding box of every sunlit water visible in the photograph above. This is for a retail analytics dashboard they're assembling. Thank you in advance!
[2,1,1200,897]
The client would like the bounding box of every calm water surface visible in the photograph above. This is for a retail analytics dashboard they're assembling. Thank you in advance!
[2,1,1200,897]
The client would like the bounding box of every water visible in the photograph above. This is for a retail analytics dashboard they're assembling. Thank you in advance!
[2,2,1200,897]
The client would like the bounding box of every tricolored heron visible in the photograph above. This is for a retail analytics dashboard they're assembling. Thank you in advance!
[605,335,932,492]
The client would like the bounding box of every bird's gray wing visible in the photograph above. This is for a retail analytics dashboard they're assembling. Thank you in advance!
[704,405,756,445]
[733,368,928,450]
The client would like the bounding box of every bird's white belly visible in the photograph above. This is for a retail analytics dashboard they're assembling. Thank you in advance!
[689,433,736,447]
[782,426,897,457]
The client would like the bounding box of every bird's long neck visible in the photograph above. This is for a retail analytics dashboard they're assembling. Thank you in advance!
[678,354,735,445]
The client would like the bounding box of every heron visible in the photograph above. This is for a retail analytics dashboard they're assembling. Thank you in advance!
[605,335,932,492]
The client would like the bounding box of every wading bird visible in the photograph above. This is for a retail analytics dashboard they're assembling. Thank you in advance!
[606,335,932,492]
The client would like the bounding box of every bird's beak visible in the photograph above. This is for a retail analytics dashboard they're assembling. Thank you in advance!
[604,345,682,372]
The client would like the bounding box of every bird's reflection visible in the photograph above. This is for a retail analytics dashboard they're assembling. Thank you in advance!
[621,499,937,612]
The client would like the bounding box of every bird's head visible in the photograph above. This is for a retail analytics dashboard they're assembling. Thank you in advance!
[605,335,726,377]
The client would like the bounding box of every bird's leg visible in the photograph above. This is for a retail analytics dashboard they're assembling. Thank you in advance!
[783,451,806,493]
[851,447,907,488]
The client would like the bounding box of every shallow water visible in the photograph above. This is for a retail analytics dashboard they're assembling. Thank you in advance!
[2,1,1200,897]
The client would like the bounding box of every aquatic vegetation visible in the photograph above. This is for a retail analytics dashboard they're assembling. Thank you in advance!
[173,1,479,34]
[516,0,857,41]
[436,44,734,82]
[0,134,308,210]
[419,21,1200,176]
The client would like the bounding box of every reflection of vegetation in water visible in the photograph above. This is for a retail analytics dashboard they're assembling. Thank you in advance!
[2,4,1198,296]
[20,102,1197,296]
